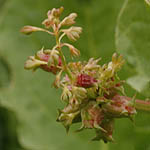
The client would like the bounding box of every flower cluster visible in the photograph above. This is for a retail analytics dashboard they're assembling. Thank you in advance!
[21,7,136,143]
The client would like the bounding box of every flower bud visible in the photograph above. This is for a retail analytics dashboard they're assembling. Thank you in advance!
[102,95,136,118]
[72,86,87,102]
[53,70,62,88]
[61,86,72,102]
[87,87,98,99]
[42,7,64,28]
[20,26,43,35]
[36,49,51,62]
[81,101,105,130]
[24,56,47,70]
[84,58,101,71]
[111,53,125,72]
[24,48,61,74]
[76,74,97,88]
[60,13,77,26]
[64,43,80,58]
[92,119,114,143]
[48,50,60,66]
[62,26,82,41]
[40,65,60,74]
[57,111,79,132]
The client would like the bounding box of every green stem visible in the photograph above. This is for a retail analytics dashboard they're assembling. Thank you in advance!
[122,96,150,112]
[55,33,73,80]
[135,99,150,112]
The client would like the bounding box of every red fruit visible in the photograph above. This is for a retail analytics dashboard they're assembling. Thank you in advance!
[77,74,97,88]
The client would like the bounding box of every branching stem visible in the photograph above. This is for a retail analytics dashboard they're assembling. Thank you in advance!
[55,33,73,81]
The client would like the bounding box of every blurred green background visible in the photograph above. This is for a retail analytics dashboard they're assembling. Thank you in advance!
[0,0,150,150]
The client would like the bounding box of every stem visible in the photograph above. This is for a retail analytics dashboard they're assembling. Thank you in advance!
[59,32,66,43]
[55,33,73,80]
[41,29,54,35]
[121,96,150,112]
[135,100,150,112]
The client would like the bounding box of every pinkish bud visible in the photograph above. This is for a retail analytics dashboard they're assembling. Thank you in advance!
[40,65,59,74]
[20,26,43,35]
[81,102,105,130]
[102,95,136,118]
[76,74,97,88]
[39,54,50,62]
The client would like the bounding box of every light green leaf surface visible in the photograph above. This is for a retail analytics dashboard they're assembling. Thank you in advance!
[145,0,150,6]
[116,0,150,97]
[0,0,123,150]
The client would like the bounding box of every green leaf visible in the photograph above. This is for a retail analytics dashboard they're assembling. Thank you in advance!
[0,57,12,89]
[116,0,150,97]
[145,0,150,6]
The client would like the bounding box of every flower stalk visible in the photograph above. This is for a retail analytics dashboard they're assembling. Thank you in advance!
[55,33,73,81]
[21,6,150,143]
